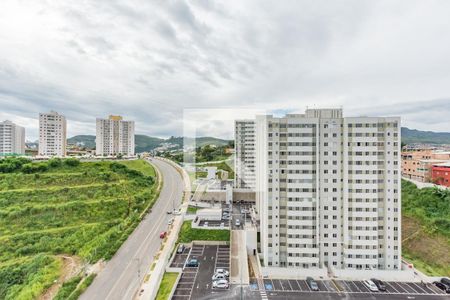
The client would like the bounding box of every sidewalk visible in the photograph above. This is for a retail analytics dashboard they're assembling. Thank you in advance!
[230,230,249,284]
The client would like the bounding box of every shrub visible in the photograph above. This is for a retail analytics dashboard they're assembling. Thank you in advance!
[64,158,80,167]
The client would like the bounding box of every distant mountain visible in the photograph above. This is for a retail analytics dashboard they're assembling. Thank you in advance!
[67,135,96,148]
[66,135,231,152]
[135,135,164,153]
[402,127,450,145]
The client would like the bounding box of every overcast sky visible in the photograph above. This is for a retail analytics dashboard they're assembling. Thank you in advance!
[1,0,449,141]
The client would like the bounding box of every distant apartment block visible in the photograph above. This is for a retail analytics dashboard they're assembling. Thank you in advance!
[251,108,400,271]
[96,115,135,156]
[39,111,67,157]
[234,120,256,190]
[0,120,25,156]
[401,150,450,182]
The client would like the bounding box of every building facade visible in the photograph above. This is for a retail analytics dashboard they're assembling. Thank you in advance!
[39,111,67,157]
[96,115,135,156]
[431,163,450,187]
[402,150,450,182]
[234,120,256,190]
[0,120,25,155]
[255,108,401,271]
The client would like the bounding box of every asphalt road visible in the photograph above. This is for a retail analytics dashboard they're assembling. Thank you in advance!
[80,158,184,300]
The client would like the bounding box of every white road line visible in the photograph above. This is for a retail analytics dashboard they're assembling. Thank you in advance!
[106,171,177,300]
[350,281,361,292]
[386,282,400,293]
[322,281,330,291]
[411,282,427,294]
[393,282,408,293]
[287,280,293,290]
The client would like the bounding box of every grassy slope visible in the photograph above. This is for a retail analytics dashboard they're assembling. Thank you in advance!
[155,272,178,300]
[119,159,156,177]
[401,180,450,276]
[0,159,157,299]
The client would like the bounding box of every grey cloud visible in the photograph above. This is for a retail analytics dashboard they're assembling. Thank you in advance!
[1,0,450,141]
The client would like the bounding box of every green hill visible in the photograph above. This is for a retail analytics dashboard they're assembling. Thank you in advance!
[401,180,450,276]
[0,157,158,299]
[66,135,231,152]
[67,135,96,148]
[402,127,450,145]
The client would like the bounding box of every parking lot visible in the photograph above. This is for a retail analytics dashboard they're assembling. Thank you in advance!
[248,278,449,297]
[172,244,232,300]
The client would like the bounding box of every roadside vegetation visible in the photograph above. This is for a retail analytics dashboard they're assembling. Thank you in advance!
[177,221,230,243]
[401,179,450,276]
[0,157,157,299]
[155,272,179,300]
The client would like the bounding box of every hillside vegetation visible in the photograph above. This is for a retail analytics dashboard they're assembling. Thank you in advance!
[402,127,450,145]
[0,158,158,299]
[401,180,450,276]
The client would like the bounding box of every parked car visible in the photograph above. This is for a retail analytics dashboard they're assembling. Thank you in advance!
[186,258,199,267]
[371,278,386,291]
[212,279,229,289]
[434,281,450,293]
[212,273,228,281]
[235,219,241,227]
[159,231,166,239]
[363,280,379,292]
[306,277,319,291]
[441,278,450,288]
[215,269,229,277]
[172,209,181,215]
[223,208,231,212]
[166,211,172,214]
[203,222,209,227]
[177,244,185,254]
[168,218,174,225]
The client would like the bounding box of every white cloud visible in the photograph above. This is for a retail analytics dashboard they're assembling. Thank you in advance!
[0,0,450,140]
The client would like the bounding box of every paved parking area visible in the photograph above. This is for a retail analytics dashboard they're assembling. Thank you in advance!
[248,278,448,298]
[172,244,232,300]
[170,246,190,268]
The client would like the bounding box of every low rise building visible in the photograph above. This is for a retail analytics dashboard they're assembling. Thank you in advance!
[431,162,450,187]
[401,150,450,182]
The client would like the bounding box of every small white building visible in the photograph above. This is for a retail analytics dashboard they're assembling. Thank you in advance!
[205,167,217,180]
[196,208,222,221]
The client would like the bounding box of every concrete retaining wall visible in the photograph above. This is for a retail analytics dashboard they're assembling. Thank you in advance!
[261,267,328,279]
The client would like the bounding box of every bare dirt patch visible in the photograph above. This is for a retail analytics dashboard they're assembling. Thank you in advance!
[39,255,83,300]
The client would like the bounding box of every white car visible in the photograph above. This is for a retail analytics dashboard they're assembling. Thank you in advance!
[215,269,229,277]
[235,219,241,227]
[212,279,229,289]
[212,273,227,281]
[168,219,173,225]
[363,280,379,292]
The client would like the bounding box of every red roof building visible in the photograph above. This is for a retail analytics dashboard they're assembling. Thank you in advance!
[431,162,450,187]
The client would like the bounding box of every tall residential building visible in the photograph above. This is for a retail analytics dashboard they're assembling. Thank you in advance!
[0,120,25,155]
[39,111,67,157]
[234,120,256,190]
[254,108,401,271]
[96,115,135,156]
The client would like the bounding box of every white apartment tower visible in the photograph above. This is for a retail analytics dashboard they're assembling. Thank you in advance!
[39,111,67,157]
[96,115,135,156]
[234,120,256,190]
[255,108,401,271]
[0,120,25,155]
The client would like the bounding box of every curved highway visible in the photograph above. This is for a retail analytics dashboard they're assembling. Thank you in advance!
[80,158,184,300]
